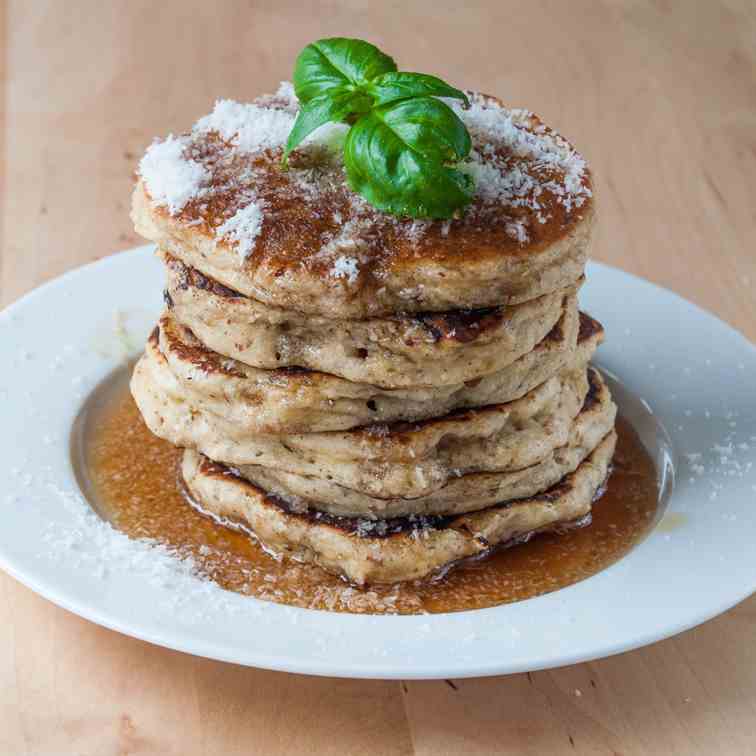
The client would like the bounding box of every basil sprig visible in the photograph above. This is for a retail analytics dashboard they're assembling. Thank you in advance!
[283,38,475,219]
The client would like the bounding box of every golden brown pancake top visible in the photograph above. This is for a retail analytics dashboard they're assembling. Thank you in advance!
[138,84,593,286]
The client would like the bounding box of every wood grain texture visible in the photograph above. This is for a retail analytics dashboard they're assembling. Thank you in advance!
[1,1,755,754]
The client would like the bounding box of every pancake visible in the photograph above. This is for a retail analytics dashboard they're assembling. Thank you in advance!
[142,300,585,434]
[161,250,578,388]
[181,430,616,585]
[232,368,616,518]
[132,85,594,318]
[133,334,602,499]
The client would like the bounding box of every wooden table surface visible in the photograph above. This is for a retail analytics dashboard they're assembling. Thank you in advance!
[1,1,755,754]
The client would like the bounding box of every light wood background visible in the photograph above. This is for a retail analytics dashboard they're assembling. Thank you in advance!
[1,1,755,754]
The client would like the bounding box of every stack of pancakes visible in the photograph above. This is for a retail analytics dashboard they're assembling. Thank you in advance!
[130,84,617,584]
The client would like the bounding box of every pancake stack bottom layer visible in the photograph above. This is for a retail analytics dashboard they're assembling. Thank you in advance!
[130,84,616,584]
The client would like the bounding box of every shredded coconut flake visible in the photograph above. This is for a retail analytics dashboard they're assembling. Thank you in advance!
[505,219,530,244]
[274,80,298,106]
[138,135,208,214]
[216,200,265,259]
[194,99,295,153]
[332,256,360,284]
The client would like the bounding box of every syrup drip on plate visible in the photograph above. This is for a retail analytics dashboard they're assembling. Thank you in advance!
[74,365,659,615]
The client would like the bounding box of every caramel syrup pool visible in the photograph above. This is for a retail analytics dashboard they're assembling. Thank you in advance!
[73,364,661,615]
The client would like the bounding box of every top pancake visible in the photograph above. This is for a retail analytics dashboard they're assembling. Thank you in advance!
[132,84,594,318]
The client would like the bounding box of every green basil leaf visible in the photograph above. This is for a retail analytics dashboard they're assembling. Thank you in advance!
[293,38,397,103]
[371,96,472,162]
[283,90,371,163]
[286,37,477,217]
[343,97,474,219]
[368,72,469,107]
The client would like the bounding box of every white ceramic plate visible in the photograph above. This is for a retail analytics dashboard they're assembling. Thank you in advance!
[1,246,755,679]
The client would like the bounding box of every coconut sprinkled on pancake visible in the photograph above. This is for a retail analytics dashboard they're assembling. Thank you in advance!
[194,96,296,154]
[454,94,592,228]
[138,135,209,214]
[137,82,592,265]
[216,200,266,260]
